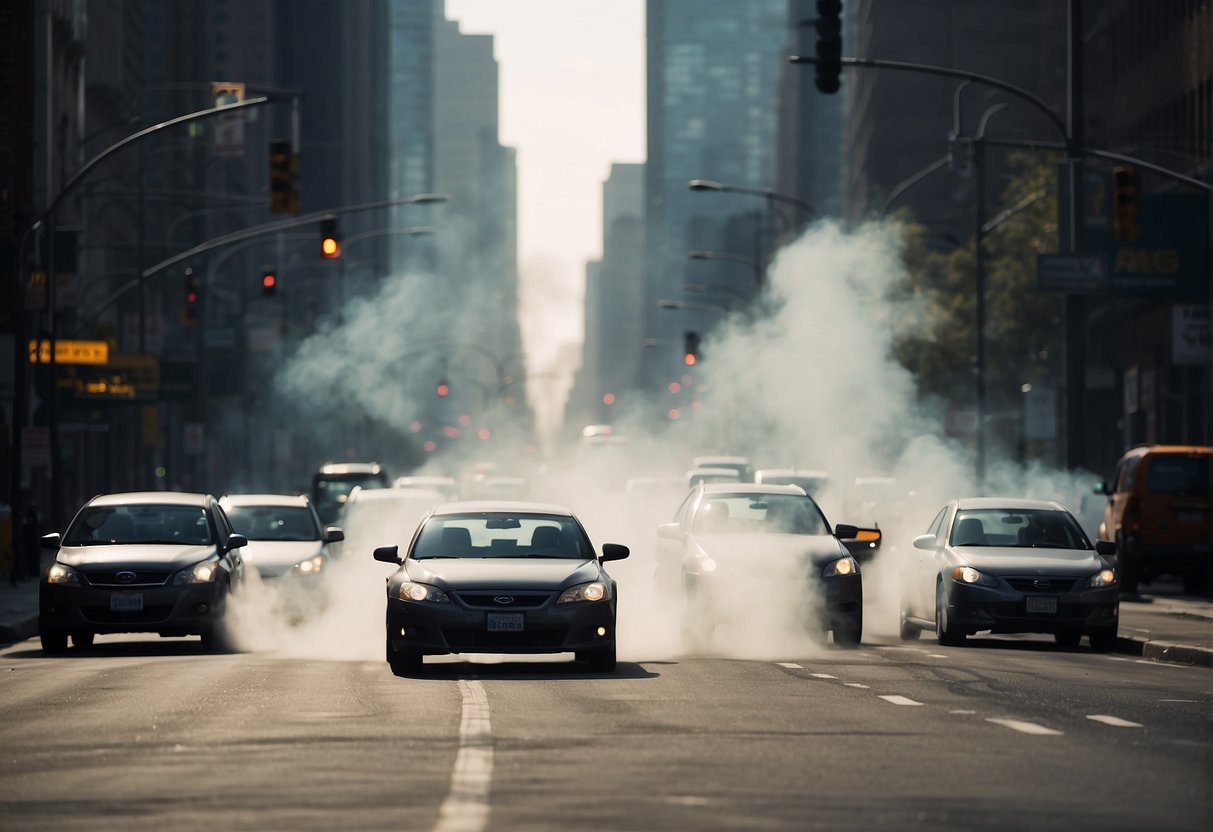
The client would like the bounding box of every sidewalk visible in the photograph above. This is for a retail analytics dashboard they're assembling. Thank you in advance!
[1,571,1210,664]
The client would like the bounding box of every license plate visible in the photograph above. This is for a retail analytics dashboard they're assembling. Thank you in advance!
[1026,596,1057,614]
[487,613,523,632]
[110,592,143,612]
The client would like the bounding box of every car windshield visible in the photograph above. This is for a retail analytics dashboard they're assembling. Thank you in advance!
[1146,456,1211,497]
[411,513,593,560]
[313,474,387,522]
[225,506,320,541]
[694,493,830,535]
[64,505,213,546]
[950,509,1089,549]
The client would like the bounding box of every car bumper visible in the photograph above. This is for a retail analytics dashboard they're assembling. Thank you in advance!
[386,596,617,656]
[943,581,1119,635]
[39,582,228,637]
[685,572,862,626]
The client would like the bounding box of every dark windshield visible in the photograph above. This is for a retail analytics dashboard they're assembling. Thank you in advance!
[950,509,1089,549]
[225,506,320,541]
[412,513,592,560]
[313,474,388,523]
[694,493,830,535]
[64,505,213,546]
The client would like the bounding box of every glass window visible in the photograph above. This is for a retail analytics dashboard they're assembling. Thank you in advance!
[225,506,321,541]
[65,505,213,546]
[693,493,829,536]
[950,509,1088,549]
[1145,456,1210,496]
[412,514,591,560]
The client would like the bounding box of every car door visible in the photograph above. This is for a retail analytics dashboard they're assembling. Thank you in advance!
[656,488,698,594]
[212,500,245,590]
[912,507,947,617]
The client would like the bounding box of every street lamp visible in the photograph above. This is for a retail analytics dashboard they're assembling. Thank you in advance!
[688,249,762,289]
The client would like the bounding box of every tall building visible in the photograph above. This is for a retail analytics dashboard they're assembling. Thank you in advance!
[387,0,436,273]
[645,0,789,391]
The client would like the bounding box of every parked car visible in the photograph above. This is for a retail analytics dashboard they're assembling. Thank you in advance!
[899,498,1119,650]
[373,500,629,674]
[38,491,247,653]
[312,461,390,525]
[1094,445,1211,594]
[656,483,872,648]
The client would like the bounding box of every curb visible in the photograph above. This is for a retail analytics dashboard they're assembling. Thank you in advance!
[1116,634,1213,668]
[0,614,39,647]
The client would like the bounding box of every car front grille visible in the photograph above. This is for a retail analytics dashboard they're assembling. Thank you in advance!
[82,570,172,588]
[1005,578,1078,593]
[80,605,175,624]
[454,592,552,609]
[441,628,569,650]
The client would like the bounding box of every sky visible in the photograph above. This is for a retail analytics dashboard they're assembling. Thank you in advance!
[443,0,646,373]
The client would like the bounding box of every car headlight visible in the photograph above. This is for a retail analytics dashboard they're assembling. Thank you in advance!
[1087,568,1117,588]
[46,562,80,586]
[951,566,998,587]
[174,560,219,585]
[822,556,859,577]
[398,581,450,603]
[292,554,325,575]
[557,581,608,604]
[699,557,718,574]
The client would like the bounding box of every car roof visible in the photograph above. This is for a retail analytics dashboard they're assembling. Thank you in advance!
[432,500,575,517]
[687,467,741,476]
[220,493,310,508]
[1126,444,1211,457]
[700,483,808,496]
[350,487,446,503]
[88,491,210,508]
[318,462,382,474]
[955,497,1070,511]
[755,468,829,478]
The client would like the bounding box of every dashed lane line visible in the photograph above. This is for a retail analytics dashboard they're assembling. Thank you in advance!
[878,695,924,706]
[433,679,493,832]
[949,710,977,715]
[1086,714,1144,728]
[926,654,948,658]
[986,718,1063,736]
[810,673,838,679]
[775,663,803,669]
[844,683,870,689]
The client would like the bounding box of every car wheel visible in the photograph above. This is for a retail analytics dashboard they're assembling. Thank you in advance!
[1088,627,1118,653]
[389,647,422,676]
[200,625,227,653]
[1182,569,1208,596]
[935,584,965,646]
[587,643,617,673]
[40,629,68,654]
[71,631,95,649]
[899,606,921,641]
[834,613,862,648]
[1054,630,1081,649]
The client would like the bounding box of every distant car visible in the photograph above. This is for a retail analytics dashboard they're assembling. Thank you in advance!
[1094,445,1211,594]
[656,484,872,648]
[467,476,529,500]
[899,498,1119,650]
[373,501,629,674]
[340,487,448,557]
[38,491,248,653]
[691,456,754,482]
[686,467,742,488]
[219,494,343,621]
[312,461,390,526]
[754,468,831,498]
[624,476,689,510]
[844,476,904,527]
[394,475,459,502]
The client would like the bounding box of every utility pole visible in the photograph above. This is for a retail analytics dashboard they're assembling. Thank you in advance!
[1064,0,1086,471]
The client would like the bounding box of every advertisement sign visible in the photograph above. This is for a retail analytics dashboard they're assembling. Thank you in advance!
[1173,305,1210,365]
[211,81,246,156]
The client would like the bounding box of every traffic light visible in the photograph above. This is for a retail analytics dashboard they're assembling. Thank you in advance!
[184,269,200,324]
[684,331,700,366]
[320,217,341,259]
[815,0,843,94]
[436,379,450,398]
[1112,165,1141,241]
[261,269,278,297]
[269,139,299,215]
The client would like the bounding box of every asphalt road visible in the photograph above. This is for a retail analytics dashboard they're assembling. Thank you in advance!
[1,628,1209,832]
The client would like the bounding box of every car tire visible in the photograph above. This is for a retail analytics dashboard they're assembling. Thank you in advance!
[40,629,68,654]
[899,607,921,641]
[1088,627,1118,653]
[1117,534,1140,595]
[389,647,422,676]
[1054,630,1081,649]
[834,613,862,648]
[587,644,617,673]
[1182,569,1208,596]
[200,625,227,653]
[71,631,95,649]
[935,584,965,646]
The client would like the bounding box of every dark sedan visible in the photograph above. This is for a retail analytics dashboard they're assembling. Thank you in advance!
[656,483,874,649]
[39,491,247,653]
[374,501,629,674]
[899,498,1119,650]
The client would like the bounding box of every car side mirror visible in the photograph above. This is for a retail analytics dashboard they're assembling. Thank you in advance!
[601,543,630,562]
[227,533,248,550]
[373,545,401,564]
[913,533,938,550]
[656,522,683,540]
[1095,539,1116,556]
[1093,481,1110,495]
[833,523,859,539]
[40,532,61,549]
[324,527,345,543]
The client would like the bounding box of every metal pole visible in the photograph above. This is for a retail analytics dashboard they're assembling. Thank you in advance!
[974,137,987,489]
[1064,0,1085,471]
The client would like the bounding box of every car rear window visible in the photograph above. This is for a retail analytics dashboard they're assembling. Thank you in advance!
[1146,456,1211,497]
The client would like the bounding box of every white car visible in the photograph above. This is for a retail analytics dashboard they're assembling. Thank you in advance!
[340,487,449,556]
[394,475,459,502]
[219,494,342,580]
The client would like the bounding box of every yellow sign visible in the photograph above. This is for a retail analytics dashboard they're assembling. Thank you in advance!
[28,339,110,365]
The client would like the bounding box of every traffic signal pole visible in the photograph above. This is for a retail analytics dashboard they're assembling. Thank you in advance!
[1064,0,1085,471]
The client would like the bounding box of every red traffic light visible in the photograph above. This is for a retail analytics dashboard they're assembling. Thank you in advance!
[261,271,277,296]
[436,381,450,398]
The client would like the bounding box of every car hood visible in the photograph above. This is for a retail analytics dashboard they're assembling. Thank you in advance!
[953,546,1106,576]
[56,543,216,569]
[241,540,324,576]
[692,533,849,568]
[405,558,601,590]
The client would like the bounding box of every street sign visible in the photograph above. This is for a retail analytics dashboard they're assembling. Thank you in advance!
[1173,305,1210,365]
[212,81,246,156]
[1036,255,1108,294]
[27,339,110,365]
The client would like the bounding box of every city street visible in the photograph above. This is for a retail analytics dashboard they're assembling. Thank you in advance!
[1,628,1208,831]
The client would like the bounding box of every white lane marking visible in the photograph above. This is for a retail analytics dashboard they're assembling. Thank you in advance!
[810,673,838,679]
[776,662,803,669]
[433,679,493,832]
[1086,714,1144,728]
[1122,626,1151,633]
[926,654,948,658]
[986,718,1063,736]
[1159,699,1198,703]
[1105,656,1132,662]
[950,710,977,715]
[844,683,870,689]
[879,695,924,706]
